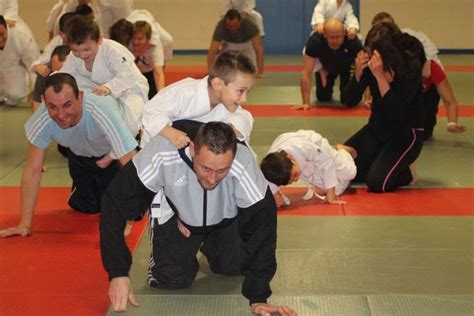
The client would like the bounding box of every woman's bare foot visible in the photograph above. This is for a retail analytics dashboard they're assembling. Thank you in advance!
[409,162,417,184]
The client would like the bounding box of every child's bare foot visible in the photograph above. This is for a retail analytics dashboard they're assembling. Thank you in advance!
[336,144,357,159]
[409,162,417,184]
[42,165,48,172]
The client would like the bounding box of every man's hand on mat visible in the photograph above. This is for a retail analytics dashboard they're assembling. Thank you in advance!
[290,104,311,110]
[0,225,31,237]
[251,302,297,316]
[109,277,139,312]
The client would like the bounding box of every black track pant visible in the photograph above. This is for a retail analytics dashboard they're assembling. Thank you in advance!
[143,70,158,100]
[67,150,120,214]
[147,216,242,289]
[315,70,350,102]
[345,125,424,193]
[423,85,441,140]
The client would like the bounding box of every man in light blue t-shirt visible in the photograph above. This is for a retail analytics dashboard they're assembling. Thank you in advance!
[0,73,138,238]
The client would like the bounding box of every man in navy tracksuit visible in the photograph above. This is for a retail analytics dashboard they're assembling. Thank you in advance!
[100,121,296,315]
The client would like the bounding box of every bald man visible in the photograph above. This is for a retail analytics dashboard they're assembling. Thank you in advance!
[296,18,362,110]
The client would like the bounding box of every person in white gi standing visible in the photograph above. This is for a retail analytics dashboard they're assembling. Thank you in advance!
[96,0,132,37]
[0,15,39,106]
[0,0,18,27]
[46,0,102,40]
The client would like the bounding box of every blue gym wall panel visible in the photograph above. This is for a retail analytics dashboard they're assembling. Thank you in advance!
[256,0,360,54]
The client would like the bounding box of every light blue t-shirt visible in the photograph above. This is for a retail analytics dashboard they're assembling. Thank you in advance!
[25,92,137,158]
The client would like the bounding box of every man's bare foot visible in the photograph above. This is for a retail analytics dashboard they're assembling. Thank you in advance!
[409,162,417,184]
[336,144,358,159]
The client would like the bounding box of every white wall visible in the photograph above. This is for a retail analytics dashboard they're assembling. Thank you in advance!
[17,0,474,51]
[359,0,474,50]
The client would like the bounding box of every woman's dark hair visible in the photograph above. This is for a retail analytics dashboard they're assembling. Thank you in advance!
[370,38,405,80]
[402,34,426,66]
[365,22,408,79]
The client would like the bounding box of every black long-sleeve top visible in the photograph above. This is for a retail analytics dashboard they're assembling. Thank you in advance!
[342,58,424,142]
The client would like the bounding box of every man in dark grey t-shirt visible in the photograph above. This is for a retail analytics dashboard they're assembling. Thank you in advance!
[208,9,264,77]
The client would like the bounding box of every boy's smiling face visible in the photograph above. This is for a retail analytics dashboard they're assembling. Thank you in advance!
[214,72,255,112]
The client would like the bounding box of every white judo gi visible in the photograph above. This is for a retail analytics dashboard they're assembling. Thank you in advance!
[310,0,359,31]
[0,0,18,22]
[96,0,133,37]
[60,38,148,136]
[141,75,253,147]
[46,0,102,38]
[0,22,39,105]
[268,130,356,202]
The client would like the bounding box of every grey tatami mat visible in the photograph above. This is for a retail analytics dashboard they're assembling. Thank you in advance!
[119,217,473,315]
[106,295,474,315]
[367,295,474,316]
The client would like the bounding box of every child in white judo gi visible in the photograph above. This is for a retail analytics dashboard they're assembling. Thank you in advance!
[260,129,357,205]
[140,50,256,228]
[141,49,255,148]
[60,15,148,138]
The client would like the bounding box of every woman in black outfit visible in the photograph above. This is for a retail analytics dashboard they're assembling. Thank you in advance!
[342,23,424,193]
